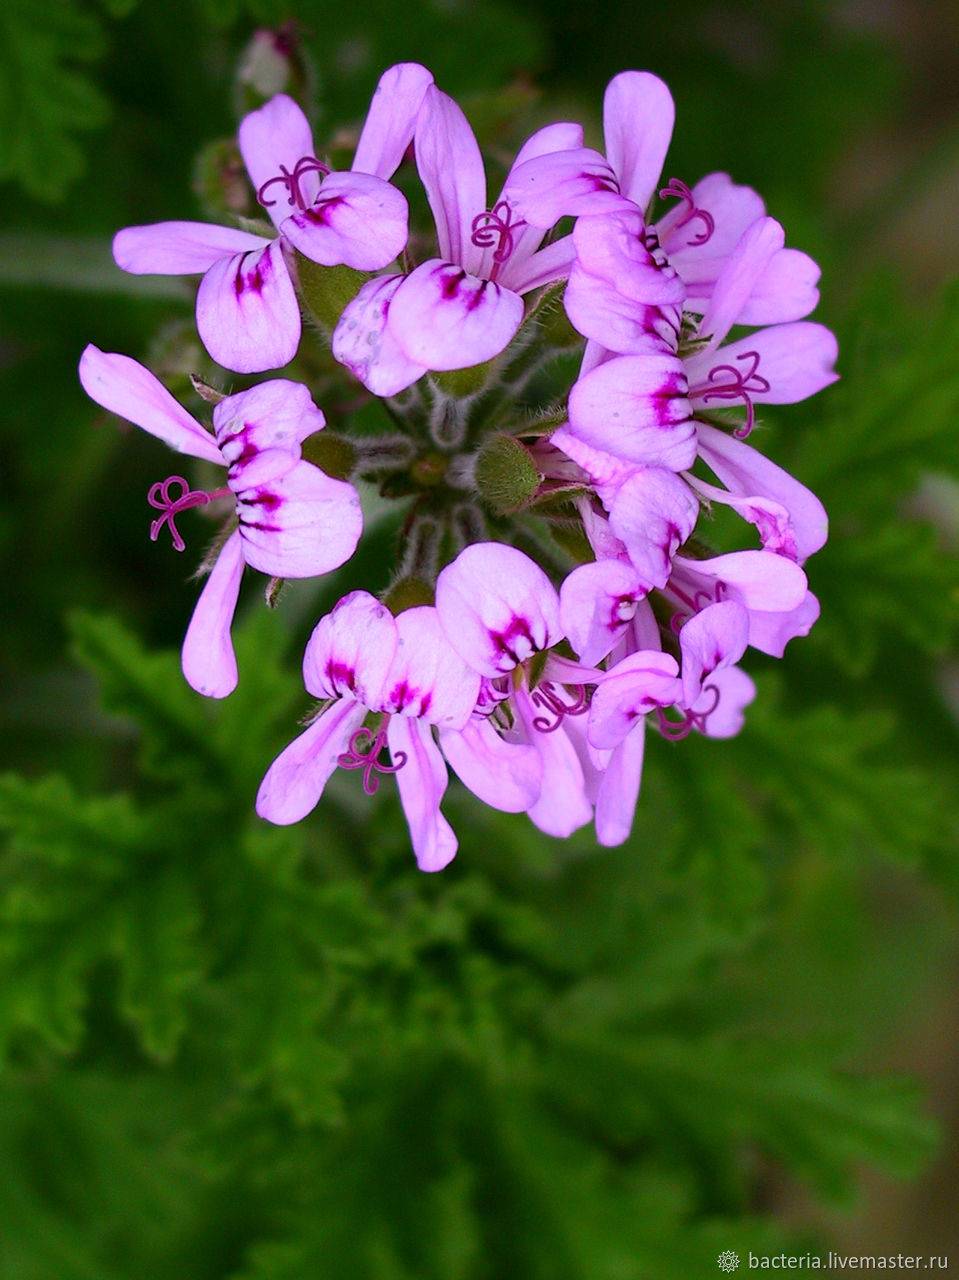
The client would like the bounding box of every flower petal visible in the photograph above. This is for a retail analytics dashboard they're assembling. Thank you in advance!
[603,71,675,209]
[504,147,630,229]
[238,93,321,232]
[352,62,434,180]
[588,651,680,750]
[439,718,542,813]
[694,666,756,738]
[697,217,785,351]
[388,260,524,371]
[687,322,839,406]
[672,550,808,615]
[388,716,458,872]
[303,591,398,704]
[79,346,222,464]
[559,558,647,665]
[281,170,409,270]
[234,459,362,578]
[214,378,326,463]
[594,722,647,847]
[256,699,367,825]
[678,600,750,708]
[435,542,562,678]
[331,273,428,395]
[414,86,487,271]
[196,239,301,373]
[181,530,245,698]
[113,221,270,275]
[745,590,820,657]
[737,248,821,326]
[564,264,681,353]
[568,352,696,470]
[514,687,593,838]
[382,607,481,728]
[658,172,765,266]
[609,466,701,592]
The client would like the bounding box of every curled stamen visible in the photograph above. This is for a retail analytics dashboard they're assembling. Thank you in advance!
[470,201,523,266]
[669,581,728,632]
[696,351,770,439]
[530,683,589,733]
[337,724,407,795]
[659,177,715,247]
[256,155,329,212]
[147,475,223,551]
[656,682,722,740]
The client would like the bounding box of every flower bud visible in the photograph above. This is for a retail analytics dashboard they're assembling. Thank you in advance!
[475,434,541,515]
[301,431,357,481]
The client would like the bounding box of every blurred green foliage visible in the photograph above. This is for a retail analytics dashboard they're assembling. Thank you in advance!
[1,0,958,1275]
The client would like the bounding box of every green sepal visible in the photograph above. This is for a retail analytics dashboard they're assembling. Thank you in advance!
[301,431,357,480]
[430,361,495,398]
[294,255,372,331]
[475,433,542,514]
[382,577,435,613]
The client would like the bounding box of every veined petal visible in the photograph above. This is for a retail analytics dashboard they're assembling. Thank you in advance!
[352,62,434,180]
[238,93,321,232]
[594,722,647,847]
[382,607,481,728]
[504,147,630,229]
[439,718,542,813]
[694,666,756,738]
[609,468,700,590]
[181,530,245,698]
[281,170,409,270]
[256,699,367,825]
[551,425,637,503]
[79,346,222,464]
[214,378,326,461]
[572,210,686,303]
[388,717,458,872]
[414,86,487,271]
[559,558,647,666]
[435,542,562,678]
[697,217,785,351]
[588,651,680,750]
[736,248,821,326]
[672,550,808,614]
[564,265,681,353]
[234,460,362,578]
[113,221,270,275]
[696,422,828,561]
[687,323,839,406]
[331,274,428,395]
[196,240,300,373]
[678,600,750,708]
[603,71,674,210]
[388,260,524,371]
[658,172,765,265]
[303,591,398,704]
[514,687,593,838]
[501,233,576,295]
[568,352,696,470]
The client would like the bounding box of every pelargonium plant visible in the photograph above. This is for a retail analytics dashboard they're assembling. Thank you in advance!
[80,62,837,871]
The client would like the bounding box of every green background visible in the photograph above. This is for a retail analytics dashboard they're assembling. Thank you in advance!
[1,0,958,1275]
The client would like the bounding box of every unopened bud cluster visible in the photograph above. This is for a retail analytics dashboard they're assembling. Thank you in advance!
[80,59,836,869]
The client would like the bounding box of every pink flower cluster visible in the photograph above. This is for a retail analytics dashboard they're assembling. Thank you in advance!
[80,63,836,868]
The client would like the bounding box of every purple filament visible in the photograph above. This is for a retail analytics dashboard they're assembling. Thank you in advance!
[659,177,715,247]
[530,683,589,734]
[470,201,523,266]
[256,155,330,212]
[696,351,770,439]
[147,476,226,551]
[656,682,721,740]
[337,724,407,795]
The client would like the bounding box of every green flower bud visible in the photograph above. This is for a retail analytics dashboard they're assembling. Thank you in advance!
[301,431,357,480]
[474,434,542,515]
[383,577,435,614]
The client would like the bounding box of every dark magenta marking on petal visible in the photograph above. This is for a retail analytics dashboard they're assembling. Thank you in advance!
[440,268,468,300]
[464,279,490,313]
[325,659,356,694]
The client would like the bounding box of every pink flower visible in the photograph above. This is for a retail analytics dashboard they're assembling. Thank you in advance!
[113,64,433,373]
[331,87,582,395]
[256,592,480,871]
[79,345,362,698]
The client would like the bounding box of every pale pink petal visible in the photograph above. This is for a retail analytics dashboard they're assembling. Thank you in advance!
[388,260,524,371]
[588,651,680,750]
[414,86,487,271]
[435,542,562,678]
[79,346,222,464]
[352,62,434,179]
[234,460,362,578]
[383,608,481,728]
[551,426,637,503]
[195,240,301,373]
[686,475,801,560]
[113,221,270,275]
[658,172,765,265]
[672,550,808,614]
[181,530,245,698]
[696,423,828,561]
[214,379,326,461]
[439,718,542,813]
[697,217,785,351]
[736,248,820,326]
[503,147,631,229]
[568,352,696,469]
[564,265,681,353]
[514,688,593,838]
[388,717,458,872]
[594,723,647,847]
[255,699,366,825]
[572,210,685,303]
[331,274,428,395]
[501,233,576,294]
[678,600,750,708]
[746,590,820,657]
[559,558,647,665]
[238,93,321,232]
[694,666,756,738]
[603,71,674,209]
[302,591,398,704]
[687,323,839,406]
[281,171,409,270]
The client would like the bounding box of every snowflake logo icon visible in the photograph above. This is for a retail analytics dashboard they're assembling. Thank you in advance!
[718,1252,740,1273]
